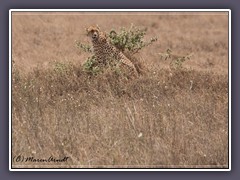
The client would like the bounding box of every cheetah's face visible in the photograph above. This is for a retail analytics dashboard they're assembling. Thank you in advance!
[86,26,100,41]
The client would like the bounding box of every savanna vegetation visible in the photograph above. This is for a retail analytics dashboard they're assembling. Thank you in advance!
[12,12,229,168]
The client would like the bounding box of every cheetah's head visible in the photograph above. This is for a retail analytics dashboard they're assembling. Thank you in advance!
[86,26,100,41]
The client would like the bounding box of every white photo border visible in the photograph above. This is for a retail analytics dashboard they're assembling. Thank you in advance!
[9,9,231,171]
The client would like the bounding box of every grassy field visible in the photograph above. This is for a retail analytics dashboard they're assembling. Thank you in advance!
[11,12,229,168]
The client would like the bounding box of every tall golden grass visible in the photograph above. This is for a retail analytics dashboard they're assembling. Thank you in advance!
[12,61,228,168]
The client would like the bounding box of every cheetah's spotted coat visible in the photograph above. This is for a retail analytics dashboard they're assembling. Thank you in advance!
[86,26,138,74]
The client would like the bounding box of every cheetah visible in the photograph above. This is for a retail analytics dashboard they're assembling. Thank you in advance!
[86,25,138,74]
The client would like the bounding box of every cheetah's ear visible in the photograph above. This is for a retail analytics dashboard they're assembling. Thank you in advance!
[103,31,107,38]
[96,24,100,31]
[85,26,90,33]
[85,25,93,35]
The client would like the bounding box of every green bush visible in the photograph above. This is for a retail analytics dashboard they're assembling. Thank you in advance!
[159,49,193,70]
[82,56,101,75]
[76,24,157,75]
[109,24,157,54]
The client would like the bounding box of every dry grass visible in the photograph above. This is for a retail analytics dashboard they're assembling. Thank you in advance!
[11,12,229,169]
